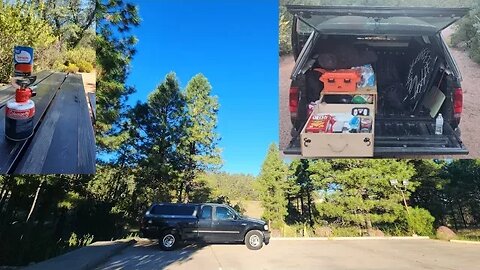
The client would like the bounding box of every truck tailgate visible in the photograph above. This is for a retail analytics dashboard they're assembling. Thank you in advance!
[284,116,468,157]
[374,115,468,156]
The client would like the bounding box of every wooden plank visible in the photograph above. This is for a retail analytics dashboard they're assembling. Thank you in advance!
[0,70,54,107]
[14,74,95,174]
[0,72,67,173]
[88,92,96,121]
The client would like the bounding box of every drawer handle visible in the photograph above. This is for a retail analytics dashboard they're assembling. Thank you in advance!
[303,138,312,147]
[364,138,371,146]
[328,143,348,152]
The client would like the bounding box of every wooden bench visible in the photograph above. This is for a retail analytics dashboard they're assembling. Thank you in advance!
[0,71,95,174]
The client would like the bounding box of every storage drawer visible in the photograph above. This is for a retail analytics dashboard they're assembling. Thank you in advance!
[300,132,373,157]
[300,102,375,157]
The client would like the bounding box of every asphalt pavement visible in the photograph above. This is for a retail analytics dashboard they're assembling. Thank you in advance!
[96,238,480,270]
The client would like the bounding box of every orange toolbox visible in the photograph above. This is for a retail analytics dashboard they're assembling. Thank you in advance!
[315,68,361,92]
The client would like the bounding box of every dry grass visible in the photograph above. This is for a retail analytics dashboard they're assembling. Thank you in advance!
[233,200,263,219]
[457,229,480,242]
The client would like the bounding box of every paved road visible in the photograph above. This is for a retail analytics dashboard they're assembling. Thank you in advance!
[97,239,480,270]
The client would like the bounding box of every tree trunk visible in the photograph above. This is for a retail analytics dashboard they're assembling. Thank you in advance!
[26,179,44,223]
[456,199,468,228]
[306,189,313,226]
[177,182,184,203]
[299,195,304,216]
[449,203,459,231]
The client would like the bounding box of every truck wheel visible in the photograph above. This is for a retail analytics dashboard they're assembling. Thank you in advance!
[245,230,264,250]
[160,231,178,251]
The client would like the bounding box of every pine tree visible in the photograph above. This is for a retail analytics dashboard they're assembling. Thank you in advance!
[314,159,416,235]
[178,74,221,202]
[130,73,188,205]
[96,0,139,152]
[257,143,288,228]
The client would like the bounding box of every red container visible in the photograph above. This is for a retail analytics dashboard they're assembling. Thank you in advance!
[306,114,334,133]
[315,68,361,92]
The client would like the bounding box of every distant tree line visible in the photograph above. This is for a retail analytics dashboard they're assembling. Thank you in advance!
[257,144,480,237]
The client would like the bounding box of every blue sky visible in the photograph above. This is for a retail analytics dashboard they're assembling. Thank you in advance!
[125,0,279,176]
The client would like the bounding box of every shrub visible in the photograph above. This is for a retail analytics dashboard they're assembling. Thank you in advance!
[68,232,94,248]
[65,47,96,68]
[450,3,480,64]
[279,12,292,56]
[331,226,362,237]
[406,207,435,236]
[65,63,79,73]
[77,60,94,73]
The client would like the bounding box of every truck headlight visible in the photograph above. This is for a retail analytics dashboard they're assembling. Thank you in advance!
[264,224,269,231]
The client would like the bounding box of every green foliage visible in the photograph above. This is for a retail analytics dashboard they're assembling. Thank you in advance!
[176,73,222,202]
[96,0,140,151]
[451,2,480,63]
[406,207,435,236]
[76,60,94,73]
[68,232,94,248]
[65,47,96,72]
[315,159,416,233]
[457,229,480,242]
[279,14,292,56]
[64,63,79,73]
[32,0,96,48]
[331,226,362,237]
[257,143,288,228]
[200,172,259,201]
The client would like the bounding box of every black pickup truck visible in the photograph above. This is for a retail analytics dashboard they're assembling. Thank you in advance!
[285,5,469,157]
[140,203,271,250]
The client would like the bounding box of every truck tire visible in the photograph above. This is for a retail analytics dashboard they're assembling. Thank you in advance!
[245,230,264,250]
[159,231,178,251]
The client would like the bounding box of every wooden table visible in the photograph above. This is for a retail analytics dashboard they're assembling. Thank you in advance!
[0,71,95,174]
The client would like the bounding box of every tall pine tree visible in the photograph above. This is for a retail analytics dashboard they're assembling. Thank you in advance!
[177,74,221,202]
[258,143,288,228]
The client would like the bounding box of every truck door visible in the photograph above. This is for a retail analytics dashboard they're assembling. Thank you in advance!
[197,205,214,242]
[211,206,243,242]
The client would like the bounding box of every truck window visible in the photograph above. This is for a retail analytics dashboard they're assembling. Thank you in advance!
[200,206,212,219]
[215,206,235,220]
[151,205,195,216]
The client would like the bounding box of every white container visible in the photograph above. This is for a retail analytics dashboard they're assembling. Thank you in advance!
[435,113,443,135]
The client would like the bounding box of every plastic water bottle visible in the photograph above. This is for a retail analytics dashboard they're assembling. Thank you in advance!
[435,113,443,135]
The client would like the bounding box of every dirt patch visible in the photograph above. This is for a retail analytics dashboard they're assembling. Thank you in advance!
[80,71,96,117]
[279,27,480,158]
[442,27,480,158]
[80,71,96,94]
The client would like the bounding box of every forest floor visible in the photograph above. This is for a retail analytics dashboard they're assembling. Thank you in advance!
[279,26,480,159]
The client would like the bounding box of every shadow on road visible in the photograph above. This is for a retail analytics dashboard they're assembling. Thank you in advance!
[97,239,206,270]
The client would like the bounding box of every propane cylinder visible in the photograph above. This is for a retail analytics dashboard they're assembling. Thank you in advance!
[5,85,36,141]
